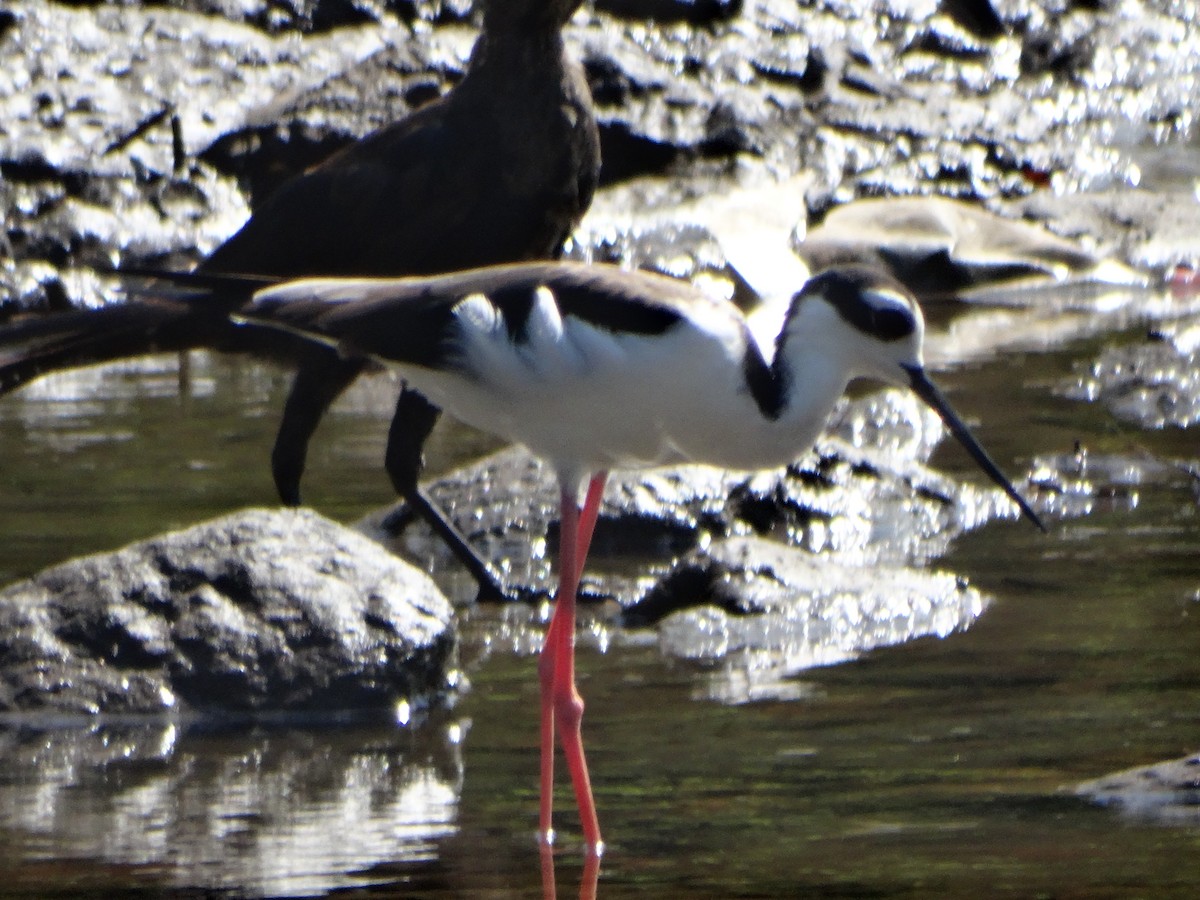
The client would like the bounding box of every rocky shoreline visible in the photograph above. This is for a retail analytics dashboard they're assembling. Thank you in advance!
[3,0,1197,317]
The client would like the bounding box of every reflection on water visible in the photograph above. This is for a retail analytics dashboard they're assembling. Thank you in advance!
[0,718,462,897]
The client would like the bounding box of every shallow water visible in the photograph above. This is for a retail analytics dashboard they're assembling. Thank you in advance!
[1,306,1199,897]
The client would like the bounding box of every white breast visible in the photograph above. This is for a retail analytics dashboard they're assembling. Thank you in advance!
[398,289,805,475]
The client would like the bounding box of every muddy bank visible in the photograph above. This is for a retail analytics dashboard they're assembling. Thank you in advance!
[2,0,1197,315]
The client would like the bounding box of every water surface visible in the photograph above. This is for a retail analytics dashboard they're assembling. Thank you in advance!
[0,314,1198,897]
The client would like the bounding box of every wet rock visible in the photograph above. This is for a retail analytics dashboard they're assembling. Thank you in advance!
[0,508,455,715]
[627,536,988,703]
[1010,189,1200,279]
[1077,750,1200,826]
[1016,10,1097,80]
[593,0,743,26]
[1062,322,1200,430]
[1024,444,1177,520]
[936,0,1004,42]
[156,0,393,33]
[907,19,994,63]
[715,389,1024,569]
[0,0,392,307]
[366,446,740,604]
[800,195,1145,299]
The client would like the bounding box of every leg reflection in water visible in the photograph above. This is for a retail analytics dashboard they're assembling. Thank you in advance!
[541,842,602,900]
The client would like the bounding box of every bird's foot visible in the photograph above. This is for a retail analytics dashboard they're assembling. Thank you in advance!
[378,502,417,536]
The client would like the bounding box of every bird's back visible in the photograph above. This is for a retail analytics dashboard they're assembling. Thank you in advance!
[202,46,598,281]
[239,263,802,473]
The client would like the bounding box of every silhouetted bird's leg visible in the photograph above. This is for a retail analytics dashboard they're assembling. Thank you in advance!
[272,349,366,506]
[385,388,516,603]
[383,388,441,498]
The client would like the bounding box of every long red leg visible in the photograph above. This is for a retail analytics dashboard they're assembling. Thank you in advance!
[575,474,608,576]
[538,499,572,846]
[537,472,608,852]
[561,473,606,850]
[539,483,581,845]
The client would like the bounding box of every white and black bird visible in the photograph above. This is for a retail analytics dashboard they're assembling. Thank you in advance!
[151,260,1044,851]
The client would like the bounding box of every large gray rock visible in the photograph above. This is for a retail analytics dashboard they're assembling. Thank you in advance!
[1010,188,1200,277]
[0,507,455,716]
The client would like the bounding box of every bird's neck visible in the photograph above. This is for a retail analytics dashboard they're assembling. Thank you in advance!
[775,347,853,430]
[766,304,859,449]
[465,22,570,85]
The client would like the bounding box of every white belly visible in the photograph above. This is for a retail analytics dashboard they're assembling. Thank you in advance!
[399,318,837,477]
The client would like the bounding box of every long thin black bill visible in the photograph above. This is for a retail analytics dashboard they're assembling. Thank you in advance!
[905,365,1046,532]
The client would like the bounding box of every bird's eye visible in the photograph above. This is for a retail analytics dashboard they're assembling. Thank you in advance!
[871,306,915,341]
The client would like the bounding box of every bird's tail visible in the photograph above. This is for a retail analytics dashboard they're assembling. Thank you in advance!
[0,270,288,397]
[231,276,430,355]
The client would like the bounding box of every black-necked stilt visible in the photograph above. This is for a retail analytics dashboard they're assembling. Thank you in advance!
[161,259,1044,851]
[0,0,599,604]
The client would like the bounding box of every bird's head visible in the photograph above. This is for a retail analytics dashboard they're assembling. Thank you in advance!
[789,266,1045,531]
[791,266,927,388]
[480,0,585,31]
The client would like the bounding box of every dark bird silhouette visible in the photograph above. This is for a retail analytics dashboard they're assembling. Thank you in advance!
[134,260,1044,850]
[0,0,600,601]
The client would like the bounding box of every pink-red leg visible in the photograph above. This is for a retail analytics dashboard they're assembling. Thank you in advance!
[537,472,609,852]
[575,474,607,574]
[538,547,571,845]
